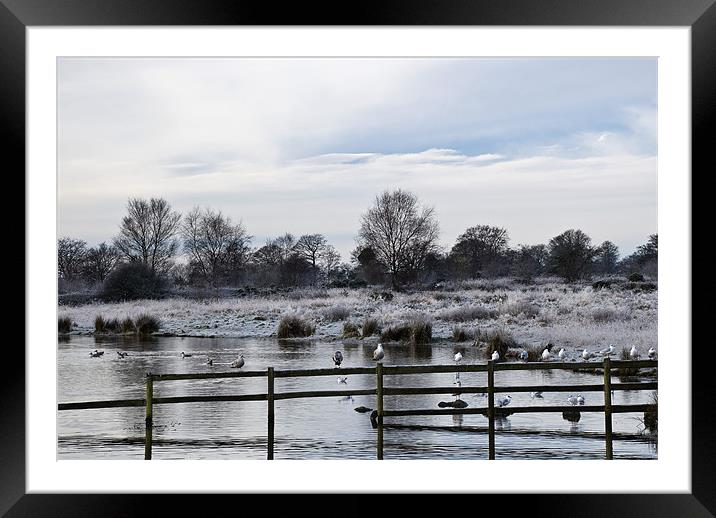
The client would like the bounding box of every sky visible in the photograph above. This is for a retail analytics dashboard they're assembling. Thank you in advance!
[58,57,657,261]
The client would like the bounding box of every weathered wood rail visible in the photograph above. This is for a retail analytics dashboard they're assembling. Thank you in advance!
[58,358,657,460]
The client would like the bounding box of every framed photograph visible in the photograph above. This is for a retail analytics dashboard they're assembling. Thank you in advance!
[6,0,710,514]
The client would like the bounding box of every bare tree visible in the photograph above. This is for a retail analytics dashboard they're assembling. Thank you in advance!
[295,234,328,283]
[83,242,120,282]
[320,244,341,281]
[57,237,87,281]
[182,207,252,286]
[358,189,440,288]
[113,197,181,274]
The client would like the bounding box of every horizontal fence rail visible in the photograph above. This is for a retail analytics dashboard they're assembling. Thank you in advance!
[58,358,657,460]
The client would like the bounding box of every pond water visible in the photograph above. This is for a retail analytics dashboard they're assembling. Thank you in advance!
[58,335,657,460]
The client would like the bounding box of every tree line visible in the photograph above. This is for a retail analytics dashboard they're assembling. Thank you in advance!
[58,190,657,298]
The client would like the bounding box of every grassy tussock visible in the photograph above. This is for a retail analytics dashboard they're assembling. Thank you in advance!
[381,318,432,345]
[438,305,498,322]
[135,314,160,335]
[362,317,381,337]
[95,313,159,335]
[342,321,361,338]
[58,317,72,334]
[643,392,657,433]
[323,305,350,322]
[450,327,473,342]
[501,300,540,318]
[484,329,518,359]
[277,315,315,338]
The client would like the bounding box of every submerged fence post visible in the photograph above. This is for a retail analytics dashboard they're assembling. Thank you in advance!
[603,357,613,460]
[376,362,384,460]
[267,367,275,460]
[487,360,495,460]
[144,373,153,460]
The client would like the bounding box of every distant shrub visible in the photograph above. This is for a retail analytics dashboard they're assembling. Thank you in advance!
[592,280,614,290]
[342,321,361,338]
[135,314,160,335]
[370,291,394,302]
[323,305,350,322]
[591,308,629,323]
[58,317,72,334]
[617,347,639,377]
[627,272,645,282]
[381,318,432,345]
[277,315,315,338]
[439,305,499,322]
[362,317,381,337]
[101,262,167,301]
[451,327,473,342]
[502,300,540,318]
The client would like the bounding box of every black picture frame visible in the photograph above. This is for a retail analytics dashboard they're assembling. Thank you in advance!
[4,0,710,515]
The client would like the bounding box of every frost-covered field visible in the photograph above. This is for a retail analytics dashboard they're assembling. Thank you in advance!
[58,278,657,356]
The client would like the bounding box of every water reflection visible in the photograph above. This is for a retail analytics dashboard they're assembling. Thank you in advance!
[58,336,657,460]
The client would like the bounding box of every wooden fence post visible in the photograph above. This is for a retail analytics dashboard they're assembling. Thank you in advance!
[267,367,275,460]
[487,360,495,460]
[376,362,384,460]
[603,357,613,460]
[144,373,153,460]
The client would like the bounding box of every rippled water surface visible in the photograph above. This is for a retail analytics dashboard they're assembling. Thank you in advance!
[58,335,657,460]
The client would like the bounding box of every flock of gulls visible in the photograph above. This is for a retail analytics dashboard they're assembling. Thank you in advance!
[87,340,656,414]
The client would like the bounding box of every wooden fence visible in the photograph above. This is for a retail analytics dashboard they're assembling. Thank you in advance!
[58,358,657,460]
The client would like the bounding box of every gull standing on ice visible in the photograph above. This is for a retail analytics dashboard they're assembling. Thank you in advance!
[454,351,463,364]
[373,343,385,361]
[332,350,344,367]
[558,348,566,360]
[582,349,593,361]
[230,354,245,368]
[629,346,640,360]
[491,351,500,361]
[648,347,657,359]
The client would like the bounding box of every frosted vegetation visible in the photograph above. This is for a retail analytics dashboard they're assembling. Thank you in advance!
[58,276,657,354]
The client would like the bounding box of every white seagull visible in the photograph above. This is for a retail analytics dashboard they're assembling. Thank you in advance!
[373,343,385,361]
[648,347,657,360]
[558,348,566,360]
[599,344,615,356]
[332,350,344,367]
[567,395,579,406]
[454,351,463,364]
[530,391,543,398]
[230,354,245,369]
[491,351,500,361]
[518,350,529,362]
[541,344,553,361]
[582,349,593,361]
[577,395,585,405]
[497,395,512,408]
[629,346,640,360]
